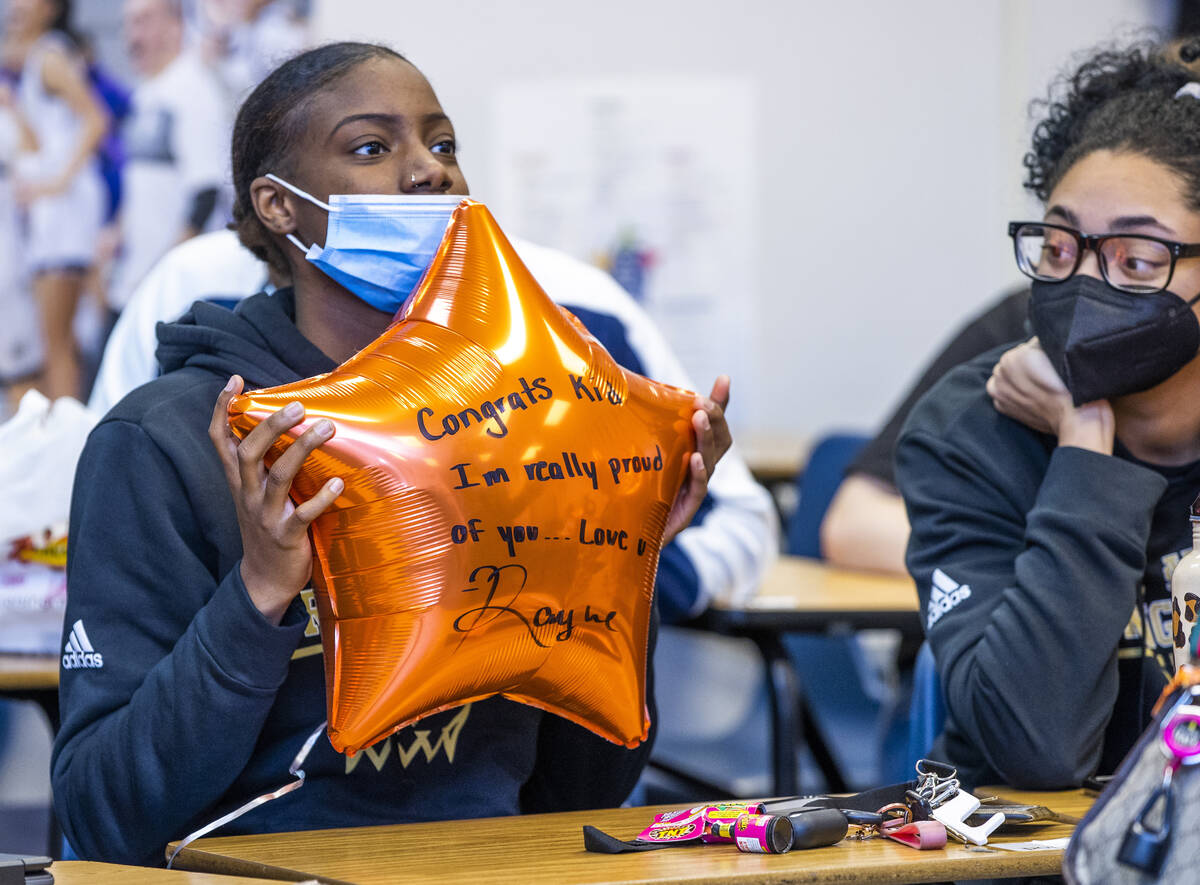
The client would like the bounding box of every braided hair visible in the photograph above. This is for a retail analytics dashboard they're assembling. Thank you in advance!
[229,42,407,274]
[1024,39,1200,208]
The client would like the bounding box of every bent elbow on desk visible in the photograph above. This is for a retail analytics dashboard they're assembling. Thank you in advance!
[51,752,160,867]
[944,654,1105,790]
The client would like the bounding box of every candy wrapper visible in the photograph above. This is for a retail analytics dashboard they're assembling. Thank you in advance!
[639,803,793,853]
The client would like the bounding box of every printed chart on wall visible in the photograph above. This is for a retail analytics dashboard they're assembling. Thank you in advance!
[492,78,757,424]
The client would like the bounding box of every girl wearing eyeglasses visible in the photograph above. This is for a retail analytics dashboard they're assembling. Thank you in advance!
[897,40,1200,791]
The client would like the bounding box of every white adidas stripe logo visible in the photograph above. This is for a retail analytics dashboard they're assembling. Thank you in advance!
[926,568,971,630]
[62,619,104,670]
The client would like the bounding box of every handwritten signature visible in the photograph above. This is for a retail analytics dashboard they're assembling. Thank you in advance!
[452,564,618,648]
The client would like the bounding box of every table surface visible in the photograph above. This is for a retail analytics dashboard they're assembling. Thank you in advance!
[47,860,281,883]
[170,788,1093,885]
[727,556,919,614]
[737,432,810,485]
[703,556,920,635]
[0,653,58,690]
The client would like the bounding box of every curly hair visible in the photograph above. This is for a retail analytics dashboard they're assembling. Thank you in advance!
[1024,39,1200,209]
[230,42,407,275]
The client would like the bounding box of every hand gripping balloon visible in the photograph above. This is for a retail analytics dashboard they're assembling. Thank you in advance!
[227,200,695,755]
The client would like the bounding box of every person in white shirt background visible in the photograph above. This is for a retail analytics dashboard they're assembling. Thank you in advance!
[0,81,43,409]
[102,0,231,317]
[194,0,310,103]
[5,0,107,402]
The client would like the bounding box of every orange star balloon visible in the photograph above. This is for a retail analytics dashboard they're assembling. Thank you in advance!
[228,201,695,755]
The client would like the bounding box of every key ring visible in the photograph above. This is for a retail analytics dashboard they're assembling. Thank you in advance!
[850,824,880,841]
[911,759,960,810]
[1161,702,1200,766]
[878,803,912,824]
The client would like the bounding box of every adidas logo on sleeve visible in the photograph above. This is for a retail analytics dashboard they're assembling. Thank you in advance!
[926,568,971,630]
[62,619,104,670]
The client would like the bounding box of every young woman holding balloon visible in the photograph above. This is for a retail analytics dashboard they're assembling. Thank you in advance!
[51,42,766,866]
[897,40,1200,791]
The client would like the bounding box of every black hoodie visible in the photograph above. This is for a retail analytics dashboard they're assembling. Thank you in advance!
[897,347,1199,790]
[52,289,655,866]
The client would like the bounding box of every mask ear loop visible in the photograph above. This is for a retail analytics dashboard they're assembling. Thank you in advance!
[165,720,327,869]
[265,173,334,254]
[265,173,335,212]
[285,232,313,254]
[1165,290,1200,319]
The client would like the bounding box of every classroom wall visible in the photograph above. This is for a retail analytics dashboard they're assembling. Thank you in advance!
[312,0,1175,438]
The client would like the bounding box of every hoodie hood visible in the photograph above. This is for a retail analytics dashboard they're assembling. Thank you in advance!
[155,288,336,390]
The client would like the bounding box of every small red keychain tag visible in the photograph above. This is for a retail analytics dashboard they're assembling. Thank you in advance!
[881,819,947,850]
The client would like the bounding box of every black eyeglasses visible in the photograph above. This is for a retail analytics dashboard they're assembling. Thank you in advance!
[1008,221,1200,294]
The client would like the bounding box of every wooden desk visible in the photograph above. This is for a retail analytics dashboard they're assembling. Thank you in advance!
[712,555,920,631]
[737,432,810,486]
[691,557,919,796]
[0,654,59,691]
[169,788,1092,885]
[48,860,280,883]
[0,653,60,730]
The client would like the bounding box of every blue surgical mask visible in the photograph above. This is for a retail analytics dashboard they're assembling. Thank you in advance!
[267,173,462,315]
